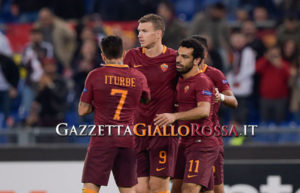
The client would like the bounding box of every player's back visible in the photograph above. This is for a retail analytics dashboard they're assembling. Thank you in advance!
[84,64,149,125]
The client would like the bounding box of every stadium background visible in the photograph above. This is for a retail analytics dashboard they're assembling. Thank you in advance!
[0,0,299,192]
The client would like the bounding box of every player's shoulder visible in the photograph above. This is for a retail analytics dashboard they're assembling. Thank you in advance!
[166,47,177,55]
[196,72,214,86]
[206,66,226,78]
[126,47,142,57]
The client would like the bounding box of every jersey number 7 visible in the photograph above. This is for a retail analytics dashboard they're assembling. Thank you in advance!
[110,89,128,120]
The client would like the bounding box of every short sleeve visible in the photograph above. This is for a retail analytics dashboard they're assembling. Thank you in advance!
[195,76,213,103]
[213,69,230,93]
[80,72,94,104]
[140,72,151,101]
[124,50,134,67]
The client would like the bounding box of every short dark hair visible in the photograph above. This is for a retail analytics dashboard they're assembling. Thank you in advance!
[179,38,204,60]
[138,14,165,33]
[191,35,208,49]
[100,36,123,59]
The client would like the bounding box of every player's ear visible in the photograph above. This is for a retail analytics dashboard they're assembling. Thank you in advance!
[121,51,126,60]
[101,53,107,62]
[204,51,208,59]
[193,57,201,66]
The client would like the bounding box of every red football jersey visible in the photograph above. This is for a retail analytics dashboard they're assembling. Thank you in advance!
[124,46,178,124]
[176,72,218,148]
[80,64,150,148]
[202,64,231,145]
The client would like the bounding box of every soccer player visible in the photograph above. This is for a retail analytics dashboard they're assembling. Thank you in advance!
[124,14,178,193]
[78,36,151,193]
[154,38,219,193]
[170,36,238,193]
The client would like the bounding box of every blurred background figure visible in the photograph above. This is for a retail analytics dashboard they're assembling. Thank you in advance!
[277,15,300,47]
[18,27,53,122]
[35,8,76,75]
[26,58,67,127]
[241,20,266,60]
[227,32,256,124]
[0,53,19,127]
[157,0,186,49]
[256,46,291,124]
[0,31,13,56]
[72,39,100,106]
[289,55,300,124]
[189,2,230,54]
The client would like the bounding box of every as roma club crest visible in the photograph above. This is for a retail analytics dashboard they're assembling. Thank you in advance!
[184,85,190,93]
[160,63,168,72]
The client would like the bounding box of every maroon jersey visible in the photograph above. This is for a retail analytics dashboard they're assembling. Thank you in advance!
[80,64,150,148]
[124,46,177,124]
[202,64,231,146]
[176,72,218,148]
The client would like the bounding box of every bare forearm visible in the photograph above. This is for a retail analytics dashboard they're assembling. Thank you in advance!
[223,95,238,108]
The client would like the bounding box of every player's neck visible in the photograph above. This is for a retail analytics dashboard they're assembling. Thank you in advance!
[199,61,206,71]
[144,43,164,58]
[105,59,123,65]
[182,66,200,79]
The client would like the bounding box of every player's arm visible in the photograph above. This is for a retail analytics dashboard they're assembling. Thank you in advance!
[139,72,151,104]
[154,101,210,127]
[78,101,93,116]
[215,88,238,108]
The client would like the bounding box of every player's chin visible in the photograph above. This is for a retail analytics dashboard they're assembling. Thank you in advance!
[176,66,184,72]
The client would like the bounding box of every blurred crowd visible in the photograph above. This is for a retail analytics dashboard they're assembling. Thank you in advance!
[0,0,300,131]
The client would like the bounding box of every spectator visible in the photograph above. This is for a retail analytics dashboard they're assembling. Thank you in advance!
[11,0,50,22]
[35,8,77,74]
[0,54,19,126]
[200,34,224,72]
[281,39,298,64]
[0,31,13,57]
[26,58,68,127]
[18,27,53,121]
[189,2,230,52]
[253,6,276,33]
[157,0,186,49]
[72,39,100,102]
[235,9,250,22]
[227,32,256,124]
[289,55,300,123]
[241,20,266,60]
[277,15,300,47]
[256,46,291,124]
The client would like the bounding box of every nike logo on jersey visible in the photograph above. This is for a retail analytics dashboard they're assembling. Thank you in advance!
[133,64,142,68]
[187,174,197,178]
[156,167,166,172]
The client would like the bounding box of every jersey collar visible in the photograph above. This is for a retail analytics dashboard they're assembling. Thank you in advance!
[200,64,208,73]
[142,45,167,54]
[105,64,129,68]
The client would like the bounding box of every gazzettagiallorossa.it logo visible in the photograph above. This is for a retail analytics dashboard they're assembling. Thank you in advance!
[55,123,257,137]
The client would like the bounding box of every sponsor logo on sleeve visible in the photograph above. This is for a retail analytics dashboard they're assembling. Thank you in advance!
[222,80,229,84]
[202,90,212,96]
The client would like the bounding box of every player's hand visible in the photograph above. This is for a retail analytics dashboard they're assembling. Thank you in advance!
[215,88,221,103]
[154,113,176,127]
